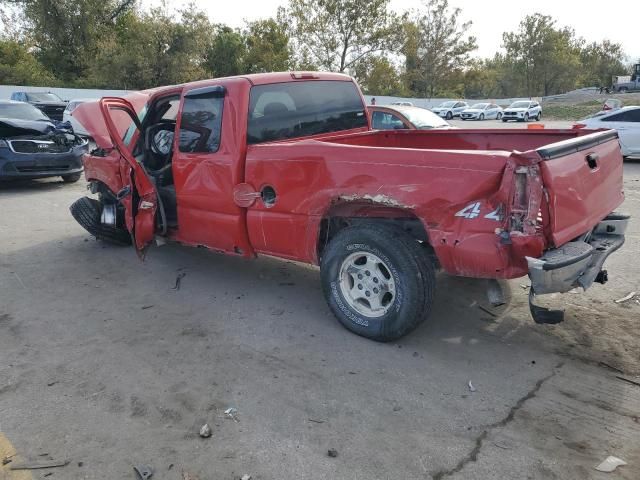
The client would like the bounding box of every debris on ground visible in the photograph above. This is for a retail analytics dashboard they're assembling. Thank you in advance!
[327,448,338,458]
[308,418,325,424]
[10,459,69,470]
[172,272,187,290]
[2,455,14,465]
[594,455,627,473]
[199,423,212,438]
[241,475,252,480]
[224,407,239,422]
[520,284,530,290]
[393,406,403,412]
[614,292,637,304]
[494,442,511,450]
[181,471,199,480]
[468,381,477,392]
[141,305,154,310]
[133,464,153,479]
[270,308,285,316]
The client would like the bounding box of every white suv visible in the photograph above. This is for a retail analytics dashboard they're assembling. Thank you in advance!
[502,100,542,122]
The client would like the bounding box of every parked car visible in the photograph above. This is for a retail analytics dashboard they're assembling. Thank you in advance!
[0,100,88,182]
[70,72,626,341]
[63,99,94,137]
[390,101,414,107]
[460,103,503,120]
[430,101,468,119]
[502,100,542,122]
[369,105,453,130]
[574,106,640,158]
[10,91,68,121]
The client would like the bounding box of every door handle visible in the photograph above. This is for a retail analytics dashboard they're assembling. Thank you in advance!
[586,153,599,169]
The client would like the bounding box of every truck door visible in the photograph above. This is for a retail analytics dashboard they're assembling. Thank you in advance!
[99,97,159,256]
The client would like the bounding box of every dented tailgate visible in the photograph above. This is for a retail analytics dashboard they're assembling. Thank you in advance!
[537,130,624,246]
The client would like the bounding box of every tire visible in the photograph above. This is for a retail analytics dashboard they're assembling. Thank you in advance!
[320,224,436,342]
[479,113,485,121]
[70,196,132,245]
[619,87,628,93]
[536,112,541,121]
[497,112,502,120]
[502,118,508,122]
[446,111,453,120]
[524,113,529,122]
[62,172,82,183]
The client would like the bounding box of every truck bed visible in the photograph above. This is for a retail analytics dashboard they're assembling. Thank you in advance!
[319,128,593,153]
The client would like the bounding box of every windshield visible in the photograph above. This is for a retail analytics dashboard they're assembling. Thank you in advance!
[26,92,63,102]
[401,108,449,129]
[509,101,531,108]
[0,103,49,121]
[470,103,489,109]
[247,80,367,144]
[438,101,456,108]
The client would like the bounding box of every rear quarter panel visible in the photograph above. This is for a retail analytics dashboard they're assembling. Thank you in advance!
[244,140,530,277]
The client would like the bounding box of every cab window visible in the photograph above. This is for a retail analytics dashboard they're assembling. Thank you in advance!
[179,91,224,153]
[247,80,367,144]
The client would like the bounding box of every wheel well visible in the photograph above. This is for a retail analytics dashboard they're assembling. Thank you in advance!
[317,203,434,262]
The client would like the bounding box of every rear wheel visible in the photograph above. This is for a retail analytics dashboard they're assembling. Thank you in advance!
[320,224,436,342]
[479,113,485,121]
[70,196,131,245]
[536,112,541,121]
[62,172,82,183]
[497,112,503,120]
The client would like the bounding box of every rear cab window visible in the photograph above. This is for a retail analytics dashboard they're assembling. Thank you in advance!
[247,80,367,144]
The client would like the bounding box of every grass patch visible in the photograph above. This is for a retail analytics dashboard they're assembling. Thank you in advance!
[542,100,603,121]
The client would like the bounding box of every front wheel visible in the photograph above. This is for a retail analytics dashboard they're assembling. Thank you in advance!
[497,112,503,120]
[446,111,453,120]
[536,112,541,121]
[479,113,485,121]
[524,113,530,122]
[320,224,436,342]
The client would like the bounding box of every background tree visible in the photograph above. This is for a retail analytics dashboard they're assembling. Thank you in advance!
[4,0,136,82]
[243,18,292,73]
[285,0,399,74]
[354,56,406,96]
[204,25,246,78]
[502,14,582,97]
[580,40,627,88]
[402,0,477,98]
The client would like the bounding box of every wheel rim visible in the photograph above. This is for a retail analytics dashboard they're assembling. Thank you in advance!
[338,252,396,318]
[497,113,502,119]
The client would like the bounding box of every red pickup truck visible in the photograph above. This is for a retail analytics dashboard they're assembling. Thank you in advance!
[71,72,628,341]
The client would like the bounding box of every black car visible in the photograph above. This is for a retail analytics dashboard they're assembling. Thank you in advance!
[10,91,68,121]
[0,101,87,182]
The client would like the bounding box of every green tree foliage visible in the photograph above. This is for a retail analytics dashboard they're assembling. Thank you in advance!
[204,25,246,78]
[0,39,56,85]
[5,0,136,82]
[243,18,292,73]
[354,56,405,96]
[402,0,477,98]
[580,40,628,88]
[285,0,399,74]
[502,14,582,97]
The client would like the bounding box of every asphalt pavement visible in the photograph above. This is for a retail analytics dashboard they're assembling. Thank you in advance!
[1,122,639,479]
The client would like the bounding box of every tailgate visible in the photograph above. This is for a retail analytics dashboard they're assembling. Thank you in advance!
[537,130,624,246]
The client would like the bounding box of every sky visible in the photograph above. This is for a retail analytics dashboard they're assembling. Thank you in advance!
[145,0,640,61]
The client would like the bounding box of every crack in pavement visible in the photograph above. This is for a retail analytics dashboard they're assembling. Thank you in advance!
[431,361,564,480]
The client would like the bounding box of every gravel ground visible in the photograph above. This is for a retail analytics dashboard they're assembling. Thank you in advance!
[1,123,639,480]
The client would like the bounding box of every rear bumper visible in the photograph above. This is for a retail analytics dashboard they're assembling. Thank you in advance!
[526,212,629,295]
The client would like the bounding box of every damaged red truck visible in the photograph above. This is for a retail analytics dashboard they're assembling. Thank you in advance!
[70,72,628,341]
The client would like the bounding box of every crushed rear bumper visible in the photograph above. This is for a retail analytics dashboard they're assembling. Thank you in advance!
[526,212,629,323]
